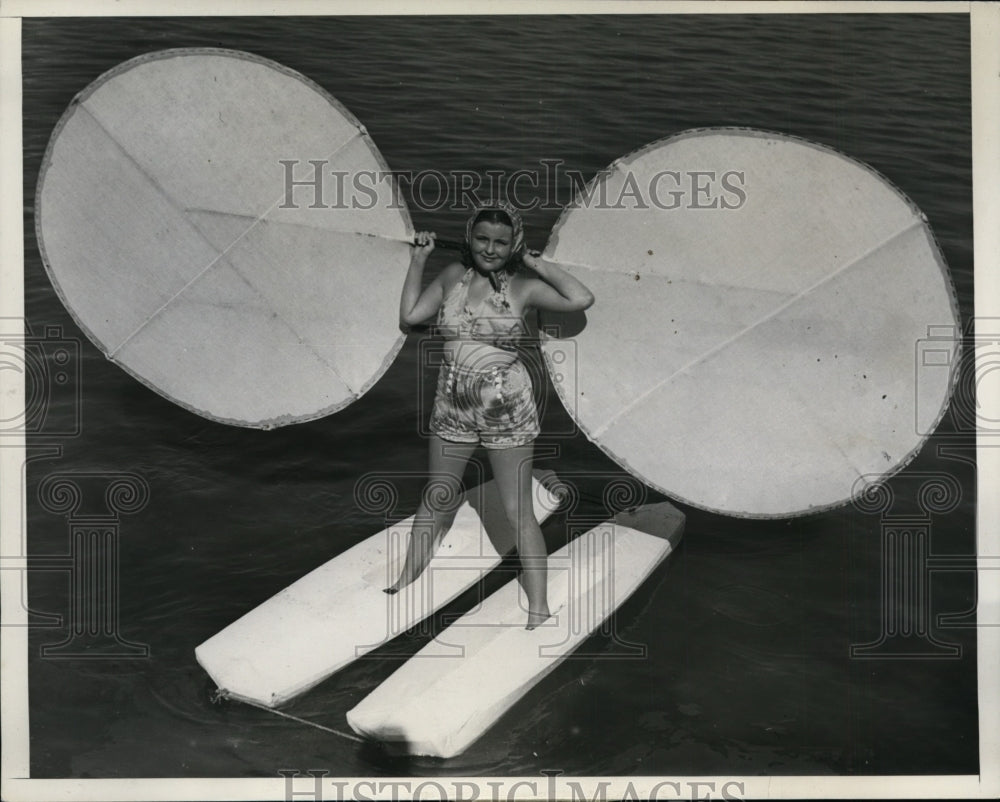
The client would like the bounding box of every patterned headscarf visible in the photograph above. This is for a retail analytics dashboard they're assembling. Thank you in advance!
[464,199,526,266]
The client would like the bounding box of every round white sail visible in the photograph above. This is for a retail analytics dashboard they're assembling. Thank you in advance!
[540,128,960,517]
[36,49,412,428]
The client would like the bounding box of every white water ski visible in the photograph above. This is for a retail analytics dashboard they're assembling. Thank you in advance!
[196,474,561,707]
[346,502,684,757]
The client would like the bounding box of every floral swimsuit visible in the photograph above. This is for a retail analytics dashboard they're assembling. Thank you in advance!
[428,269,540,449]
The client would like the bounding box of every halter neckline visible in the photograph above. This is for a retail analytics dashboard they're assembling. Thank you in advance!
[437,268,524,351]
[461,268,511,311]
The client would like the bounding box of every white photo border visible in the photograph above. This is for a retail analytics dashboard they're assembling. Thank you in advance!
[1,1,997,800]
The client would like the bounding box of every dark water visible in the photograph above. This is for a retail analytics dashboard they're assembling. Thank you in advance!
[21,13,977,779]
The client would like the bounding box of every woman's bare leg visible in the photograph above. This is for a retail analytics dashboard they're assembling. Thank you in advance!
[385,436,477,593]
[487,442,550,629]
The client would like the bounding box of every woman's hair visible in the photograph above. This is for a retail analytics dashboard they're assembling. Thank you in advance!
[461,203,526,274]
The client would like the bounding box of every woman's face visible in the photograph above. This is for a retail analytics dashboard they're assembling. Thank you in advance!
[470,220,515,272]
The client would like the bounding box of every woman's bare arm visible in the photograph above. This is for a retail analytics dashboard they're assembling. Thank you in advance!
[399,232,466,326]
[520,253,595,313]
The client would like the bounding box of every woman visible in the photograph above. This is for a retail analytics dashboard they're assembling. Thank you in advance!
[388,200,594,630]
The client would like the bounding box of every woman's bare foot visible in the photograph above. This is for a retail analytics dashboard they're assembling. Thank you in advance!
[525,607,551,631]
